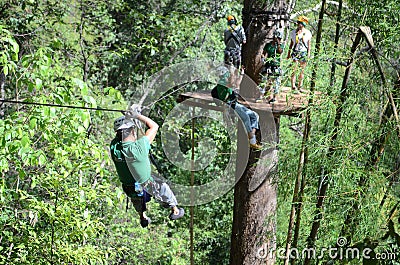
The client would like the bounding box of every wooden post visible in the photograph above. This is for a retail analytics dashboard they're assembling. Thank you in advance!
[190,106,195,265]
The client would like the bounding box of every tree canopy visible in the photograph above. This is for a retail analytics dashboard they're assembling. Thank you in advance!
[0,0,399,264]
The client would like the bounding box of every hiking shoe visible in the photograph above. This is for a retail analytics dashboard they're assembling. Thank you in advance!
[169,208,185,220]
[299,88,308,93]
[250,143,262,150]
[140,217,151,228]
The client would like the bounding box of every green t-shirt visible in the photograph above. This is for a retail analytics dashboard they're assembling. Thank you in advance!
[263,42,284,67]
[215,83,233,102]
[110,136,152,185]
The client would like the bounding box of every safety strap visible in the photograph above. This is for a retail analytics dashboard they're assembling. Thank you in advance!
[134,118,170,180]
[294,32,308,51]
[226,25,242,47]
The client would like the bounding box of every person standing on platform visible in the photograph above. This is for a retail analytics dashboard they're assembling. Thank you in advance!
[287,16,312,93]
[224,15,246,70]
[258,29,285,104]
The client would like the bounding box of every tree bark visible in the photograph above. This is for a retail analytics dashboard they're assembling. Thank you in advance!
[241,0,291,97]
[229,2,290,264]
[230,110,278,265]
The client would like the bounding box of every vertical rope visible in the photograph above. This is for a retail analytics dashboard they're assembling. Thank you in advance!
[190,106,195,265]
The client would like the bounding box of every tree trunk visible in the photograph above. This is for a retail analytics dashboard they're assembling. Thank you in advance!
[329,0,342,88]
[340,74,399,241]
[79,1,89,82]
[230,111,279,265]
[0,71,5,117]
[241,0,291,98]
[337,28,400,244]
[286,2,326,264]
[229,2,290,264]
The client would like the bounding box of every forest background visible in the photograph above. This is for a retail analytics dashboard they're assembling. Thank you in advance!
[0,0,399,264]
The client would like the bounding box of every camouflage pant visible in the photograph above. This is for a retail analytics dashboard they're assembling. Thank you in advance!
[260,65,282,95]
[291,50,308,63]
[224,48,241,69]
[123,176,178,213]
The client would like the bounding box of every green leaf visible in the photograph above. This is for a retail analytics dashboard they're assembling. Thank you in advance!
[73,78,88,94]
[31,176,37,189]
[3,65,8,76]
[77,125,86,134]
[29,118,37,129]
[4,131,12,141]
[19,169,26,178]
[38,153,46,166]
[20,136,30,148]
[0,158,8,172]
[18,147,31,157]
[35,78,43,89]
[83,95,97,108]
[81,112,90,128]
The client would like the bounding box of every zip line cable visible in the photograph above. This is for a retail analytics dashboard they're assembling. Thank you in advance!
[0,99,126,113]
[1,80,199,114]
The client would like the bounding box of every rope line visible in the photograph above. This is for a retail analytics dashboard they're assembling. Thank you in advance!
[0,99,125,113]
[142,79,201,110]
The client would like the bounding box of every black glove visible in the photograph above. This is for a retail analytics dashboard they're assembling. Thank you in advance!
[227,91,238,104]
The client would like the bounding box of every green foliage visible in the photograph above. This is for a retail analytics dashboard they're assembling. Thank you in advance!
[0,27,19,76]
[1,0,399,264]
[276,1,400,264]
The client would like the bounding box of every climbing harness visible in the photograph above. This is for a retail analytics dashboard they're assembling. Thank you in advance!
[294,32,308,52]
[132,115,170,180]
[226,25,242,47]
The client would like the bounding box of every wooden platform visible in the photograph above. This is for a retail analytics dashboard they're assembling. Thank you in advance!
[178,87,317,117]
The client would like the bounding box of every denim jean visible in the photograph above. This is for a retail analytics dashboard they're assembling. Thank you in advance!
[234,103,259,133]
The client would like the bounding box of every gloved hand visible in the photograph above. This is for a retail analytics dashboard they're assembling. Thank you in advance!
[125,104,142,119]
[228,90,238,102]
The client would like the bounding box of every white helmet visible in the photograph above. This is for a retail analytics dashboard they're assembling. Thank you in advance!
[216,66,229,77]
[273,29,283,39]
[114,116,135,132]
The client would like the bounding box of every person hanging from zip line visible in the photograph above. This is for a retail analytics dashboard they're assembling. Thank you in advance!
[224,15,246,70]
[211,66,262,150]
[257,29,285,104]
[110,108,184,228]
[287,15,312,93]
